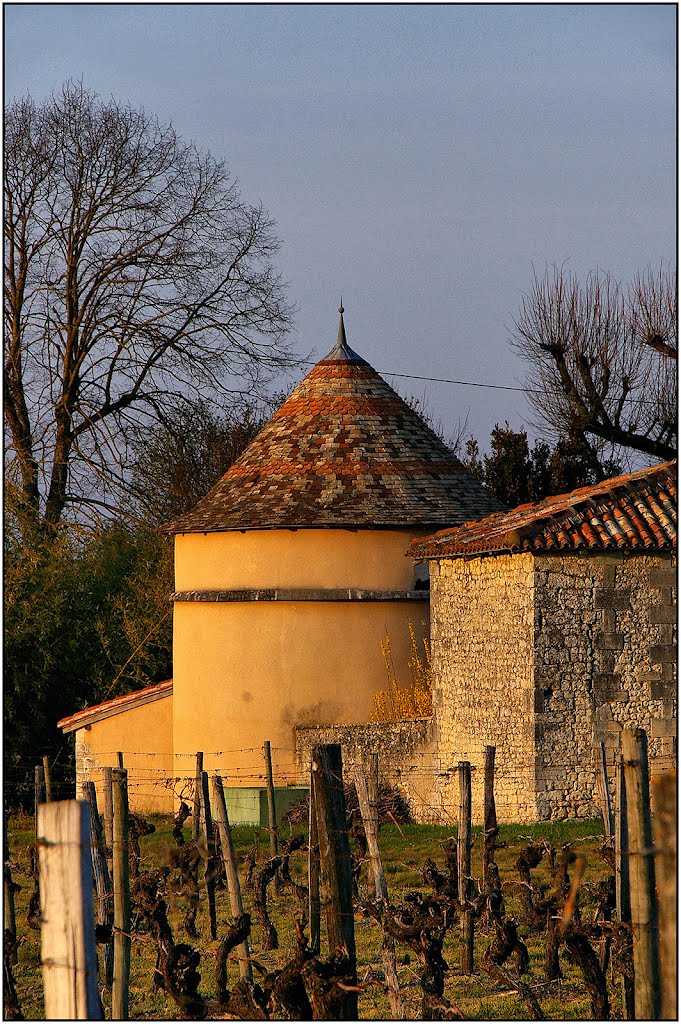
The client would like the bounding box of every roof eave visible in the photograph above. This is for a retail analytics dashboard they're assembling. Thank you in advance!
[411,540,677,561]
[58,681,173,734]
[167,521,478,536]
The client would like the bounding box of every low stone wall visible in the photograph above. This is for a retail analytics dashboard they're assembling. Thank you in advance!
[295,718,439,823]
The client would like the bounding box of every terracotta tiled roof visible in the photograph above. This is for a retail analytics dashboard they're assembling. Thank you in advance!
[58,679,172,734]
[162,311,502,533]
[408,460,677,559]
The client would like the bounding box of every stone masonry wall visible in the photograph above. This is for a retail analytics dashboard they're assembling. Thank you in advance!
[430,554,537,823]
[295,552,676,826]
[534,552,677,819]
[295,719,437,822]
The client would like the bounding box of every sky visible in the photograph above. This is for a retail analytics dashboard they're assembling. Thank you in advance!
[4,3,676,450]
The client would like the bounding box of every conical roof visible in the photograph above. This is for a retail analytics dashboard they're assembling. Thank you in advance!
[163,310,503,533]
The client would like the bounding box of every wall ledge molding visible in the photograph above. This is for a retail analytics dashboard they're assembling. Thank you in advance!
[172,588,429,603]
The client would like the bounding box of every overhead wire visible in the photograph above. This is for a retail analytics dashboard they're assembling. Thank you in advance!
[299,358,664,407]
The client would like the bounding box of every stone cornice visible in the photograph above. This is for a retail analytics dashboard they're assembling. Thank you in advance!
[172,588,429,603]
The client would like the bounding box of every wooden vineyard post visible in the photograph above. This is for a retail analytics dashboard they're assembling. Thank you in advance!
[482,745,497,885]
[354,767,388,900]
[311,744,357,1019]
[308,765,321,955]
[3,810,17,963]
[263,740,280,892]
[368,753,380,833]
[34,764,45,841]
[200,770,218,940]
[37,800,102,1019]
[652,771,676,1020]
[42,755,53,803]
[103,766,114,880]
[192,751,204,842]
[354,764,405,1019]
[458,761,474,975]
[595,741,615,844]
[212,776,253,981]
[622,727,660,1020]
[111,768,131,1020]
[82,781,114,988]
[116,751,124,770]
[615,751,635,1018]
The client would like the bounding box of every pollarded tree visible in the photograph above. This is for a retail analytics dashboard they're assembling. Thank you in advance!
[511,264,676,462]
[4,81,296,540]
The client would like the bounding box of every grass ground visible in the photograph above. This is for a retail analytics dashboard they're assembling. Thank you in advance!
[6,811,622,1020]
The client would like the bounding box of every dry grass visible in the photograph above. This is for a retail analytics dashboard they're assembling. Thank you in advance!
[371,623,433,722]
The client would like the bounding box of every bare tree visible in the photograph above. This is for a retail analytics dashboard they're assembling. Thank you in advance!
[127,396,273,526]
[511,264,676,462]
[4,81,296,539]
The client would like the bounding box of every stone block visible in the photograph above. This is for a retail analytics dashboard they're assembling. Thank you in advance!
[659,736,677,757]
[600,563,618,589]
[595,589,631,610]
[648,604,677,625]
[594,633,624,651]
[655,624,676,646]
[650,678,676,701]
[642,663,677,683]
[650,718,677,738]
[593,717,622,743]
[597,650,616,673]
[593,674,628,702]
[650,644,677,664]
[648,568,676,589]
[594,703,614,723]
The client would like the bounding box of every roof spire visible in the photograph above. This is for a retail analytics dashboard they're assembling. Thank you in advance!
[337,298,346,347]
[320,299,365,363]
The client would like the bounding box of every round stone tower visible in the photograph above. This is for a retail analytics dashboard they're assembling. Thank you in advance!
[164,308,501,785]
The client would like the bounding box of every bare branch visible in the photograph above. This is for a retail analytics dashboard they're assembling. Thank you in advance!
[4,80,299,538]
[510,264,677,462]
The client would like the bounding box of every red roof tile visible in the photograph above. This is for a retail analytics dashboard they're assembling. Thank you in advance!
[162,312,502,533]
[58,680,172,734]
[408,461,677,558]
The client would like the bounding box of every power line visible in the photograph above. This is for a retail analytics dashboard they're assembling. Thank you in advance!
[379,370,532,394]
[301,359,530,395]
[301,358,663,407]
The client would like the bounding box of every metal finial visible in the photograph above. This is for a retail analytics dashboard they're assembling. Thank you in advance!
[318,299,364,363]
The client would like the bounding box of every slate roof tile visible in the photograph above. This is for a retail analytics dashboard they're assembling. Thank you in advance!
[163,311,502,534]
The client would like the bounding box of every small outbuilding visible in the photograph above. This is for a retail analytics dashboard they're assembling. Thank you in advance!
[409,460,677,822]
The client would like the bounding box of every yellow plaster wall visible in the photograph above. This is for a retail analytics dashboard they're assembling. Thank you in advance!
[74,694,174,813]
[174,529,425,591]
[172,600,429,781]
